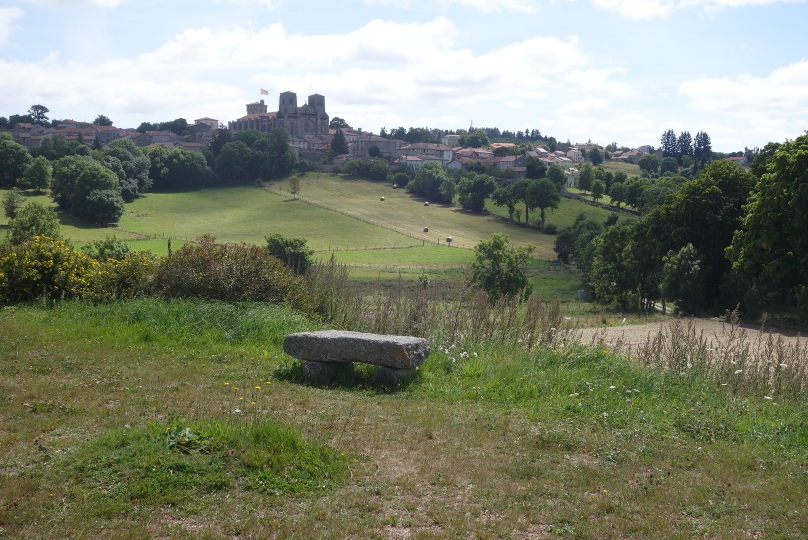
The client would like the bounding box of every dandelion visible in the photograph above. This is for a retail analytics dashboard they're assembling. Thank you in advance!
[224,382,229,386]
[603,489,608,493]
[251,401,256,405]
[239,397,244,401]
[266,381,271,385]
[255,386,261,390]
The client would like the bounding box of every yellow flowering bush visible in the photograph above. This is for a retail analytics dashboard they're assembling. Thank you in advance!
[0,235,96,304]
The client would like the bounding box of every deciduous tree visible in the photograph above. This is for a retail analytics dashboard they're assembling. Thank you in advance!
[471,233,535,301]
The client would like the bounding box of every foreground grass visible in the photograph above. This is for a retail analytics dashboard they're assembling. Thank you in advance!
[2,299,808,539]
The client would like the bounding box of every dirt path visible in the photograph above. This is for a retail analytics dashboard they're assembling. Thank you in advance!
[580,318,805,349]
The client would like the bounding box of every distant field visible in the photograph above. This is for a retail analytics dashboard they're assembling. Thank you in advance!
[1,186,418,252]
[268,173,623,259]
[483,193,629,230]
[600,160,641,176]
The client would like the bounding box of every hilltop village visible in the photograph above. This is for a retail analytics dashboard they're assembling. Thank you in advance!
[7,90,714,191]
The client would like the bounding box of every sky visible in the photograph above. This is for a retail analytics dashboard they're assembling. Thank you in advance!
[0,0,806,151]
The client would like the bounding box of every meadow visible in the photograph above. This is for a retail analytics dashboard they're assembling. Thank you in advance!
[1,298,807,539]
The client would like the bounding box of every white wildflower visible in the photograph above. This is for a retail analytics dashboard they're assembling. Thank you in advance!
[734,369,743,375]
[780,364,788,368]
[764,396,773,400]
[234,409,241,413]
[609,385,616,389]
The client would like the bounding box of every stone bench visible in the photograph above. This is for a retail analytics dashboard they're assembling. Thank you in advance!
[283,330,430,385]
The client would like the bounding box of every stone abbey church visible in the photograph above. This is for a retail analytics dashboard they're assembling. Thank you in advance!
[228,91,329,138]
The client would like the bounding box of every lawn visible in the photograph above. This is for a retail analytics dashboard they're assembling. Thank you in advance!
[2,299,807,539]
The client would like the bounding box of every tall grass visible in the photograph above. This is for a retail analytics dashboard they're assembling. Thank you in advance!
[306,255,580,350]
[603,309,808,400]
[307,257,808,401]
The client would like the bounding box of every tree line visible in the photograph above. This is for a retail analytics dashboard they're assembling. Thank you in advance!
[1,127,297,226]
[554,132,808,322]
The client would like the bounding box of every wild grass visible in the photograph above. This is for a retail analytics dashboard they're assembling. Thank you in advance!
[600,160,642,176]
[2,298,808,538]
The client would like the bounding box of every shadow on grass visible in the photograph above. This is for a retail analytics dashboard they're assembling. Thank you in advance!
[56,208,118,231]
[273,360,418,394]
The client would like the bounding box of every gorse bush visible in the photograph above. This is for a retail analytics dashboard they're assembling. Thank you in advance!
[0,235,94,303]
[0,235,157,304]
[149,235,309,307]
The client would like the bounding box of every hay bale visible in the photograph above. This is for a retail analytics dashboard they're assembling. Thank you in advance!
[423,227,429,233]
[380,197,385,201]
[424,202,429,206]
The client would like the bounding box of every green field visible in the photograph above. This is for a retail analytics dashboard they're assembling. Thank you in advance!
[600,160,642,176]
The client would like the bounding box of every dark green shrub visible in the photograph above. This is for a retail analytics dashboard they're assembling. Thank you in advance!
[149,235,309,307]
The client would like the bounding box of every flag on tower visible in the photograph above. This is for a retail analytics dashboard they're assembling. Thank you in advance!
[260,88,269,95]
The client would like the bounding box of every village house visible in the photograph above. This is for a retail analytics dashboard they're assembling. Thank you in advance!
[442,134,460,146]
[397,142,454,165]
[566,148,583,163]
[349,133,398,159]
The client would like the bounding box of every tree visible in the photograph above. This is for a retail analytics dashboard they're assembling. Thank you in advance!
[458,129,490,148]
[81,189,125,224]
[0,139,33,187]
[288,175,301,198]
[727,133,808,313]
[660,129,678,158]
[638,154,659,175]
[2,187,24,219]
[6,201,61,244]
[215,141,253,184]
[589,147,604,166]
[21,156,52,192]
[547,163,566,190]
[525,156,547,179]
[329,117,350,129]
[608,182,625,208]
[106,139,151,200]
[406,161,446,201]
[591,179,605,202]
[28,105,50,125]
[392,172,410,187]
[457,174,496,212]
[677,131,693,160]
[659,156,679,175]
[693,131,712,163]
[526,178,561,228]
[330,128,349,158]
[438,176,457,204]
[93,115,113,126]
[577,163,594,192]
[81,235,132,261]
[368,145,380,158]
[470,233,535,301]
[662,243,704,315]
[265,233,314,274]
[491,183,519,221]
[623,176,648,208]
[366,159,390,181]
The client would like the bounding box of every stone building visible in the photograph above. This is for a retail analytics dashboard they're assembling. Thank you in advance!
[229,91,329,138]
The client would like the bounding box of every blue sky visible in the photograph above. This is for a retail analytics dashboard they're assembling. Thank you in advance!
[1,0,806,150]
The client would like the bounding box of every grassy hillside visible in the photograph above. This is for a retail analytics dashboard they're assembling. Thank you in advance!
[2,299,807,538]
[600,160,642,176]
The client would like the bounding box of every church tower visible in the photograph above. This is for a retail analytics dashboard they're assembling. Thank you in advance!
[279,91,298,116]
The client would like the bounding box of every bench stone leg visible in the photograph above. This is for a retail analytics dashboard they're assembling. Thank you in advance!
[302,361,350,382]
[372,366,416,386]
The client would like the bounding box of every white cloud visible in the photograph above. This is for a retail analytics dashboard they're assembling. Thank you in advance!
[0,7,23,47]
[0,17,640,140]
[592,0,803,19]
[679,60,808,116]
